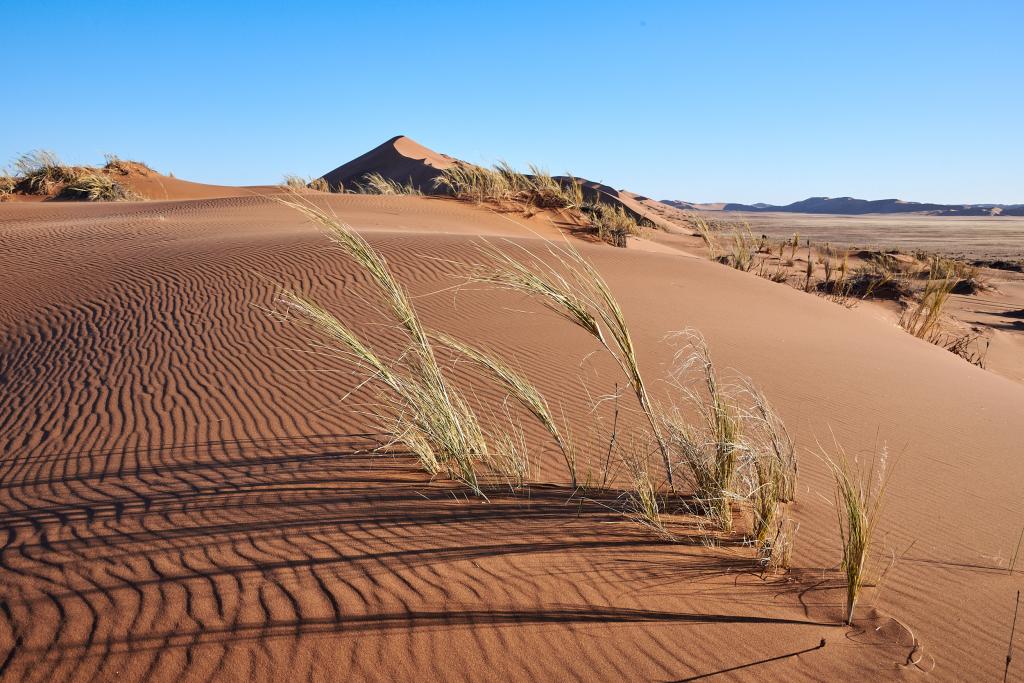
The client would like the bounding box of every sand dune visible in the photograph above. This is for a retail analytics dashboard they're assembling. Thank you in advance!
[318,135,459,192]
[1,193,1022,680]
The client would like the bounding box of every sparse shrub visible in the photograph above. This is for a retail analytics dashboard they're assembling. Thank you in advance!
[0,173,14,201]
[57,172,140,201]
[723,225,756,272]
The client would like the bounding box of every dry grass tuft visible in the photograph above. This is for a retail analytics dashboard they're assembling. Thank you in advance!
[57,172,140,201]
[899,272,956,340]
[662,330,743,530]
[272,196,487,494]
[584,201,643,248]
[620,438,668,536]
[355,172,423,195]
[435,162,582,210]
[822,438,894,625]
[12,150,83,195]
[473,240,675,488]
[438,334,577,487]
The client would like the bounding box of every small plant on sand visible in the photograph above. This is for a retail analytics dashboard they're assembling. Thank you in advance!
[12,150,82,195]
[355,172,423,195]
[282,174,309,190]
[58,172,140,201]
[661,331,743,530]
[688,214,721,259]
[439,334,578,487]
[0,173,14,201]
[308,177,330,192]
[272,196,487,494]
[620,438,667,536]
[474,240,676,488]
[899,273,956,340]
[435,162,583,210]
[584,200,643,248]
[822,438,894,625]
[723,225,757,272]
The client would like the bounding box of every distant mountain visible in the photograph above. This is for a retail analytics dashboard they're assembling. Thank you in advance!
[661,196,1024,217]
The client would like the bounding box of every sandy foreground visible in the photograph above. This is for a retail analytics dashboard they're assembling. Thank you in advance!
[1,191,1023,681]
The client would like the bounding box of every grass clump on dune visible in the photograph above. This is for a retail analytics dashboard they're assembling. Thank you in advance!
[438,334,578,487]
[355,172,423,195]
[821,438,894,625]
[57,172,140,202]
[273,196,487,493]
[473,240,677,489]
[899,271,956,340]
[662,331,743,530]
[435,162,582,210]
[583,201,644,248]
[12,150,83,195]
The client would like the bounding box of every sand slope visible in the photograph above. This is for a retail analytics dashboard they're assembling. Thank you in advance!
[1,195,1022,681]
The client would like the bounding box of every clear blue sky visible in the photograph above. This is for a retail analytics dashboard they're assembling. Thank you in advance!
[2,1,1021,204]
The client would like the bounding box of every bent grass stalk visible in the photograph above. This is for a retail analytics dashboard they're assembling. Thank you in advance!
[473,239,675,489]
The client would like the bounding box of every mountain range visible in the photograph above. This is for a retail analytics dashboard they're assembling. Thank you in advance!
[661,196,1024,216]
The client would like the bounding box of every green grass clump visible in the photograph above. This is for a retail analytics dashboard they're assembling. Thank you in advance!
[57,172,140,201]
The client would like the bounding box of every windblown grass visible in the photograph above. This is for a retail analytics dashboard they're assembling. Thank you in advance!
[899,272,956,339]
[723,225,756,272]
[620,438,667,536]
[273,196,488,494]
[355,172,423,195]
[0,173,14,201]
[434,162,582,210]
[584,201,643,248]
[688,214,721,259]
[12,150,82,195]
[822,438,894,625]
[439,334,578,487]
[474,240,675,488]
[662,330,742,530]
[57,172,140,202]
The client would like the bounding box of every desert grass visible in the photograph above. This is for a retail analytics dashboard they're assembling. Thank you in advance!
[438,333,578,487]
[725,225,757,272]
[355,172,423,195]
[57,172,140,202]
[0,173,14,201]
[661,331,743,530]
[308,177,330,192]
[434,162,582,210]
[474,240,676,488]
[273,196,488,494]
[585,201,642,248]
[688,214,722,259]
[12,150,83,195]
[103,154,152,176]
[620,438,667,536]
[899,272,956,339]
[822,438,894,625]
[759,510,797,572]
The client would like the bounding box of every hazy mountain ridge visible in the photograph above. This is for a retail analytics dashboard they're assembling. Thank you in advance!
[662,196,1024,216]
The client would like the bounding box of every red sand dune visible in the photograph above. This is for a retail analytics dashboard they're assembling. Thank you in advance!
[1,187,1023,681]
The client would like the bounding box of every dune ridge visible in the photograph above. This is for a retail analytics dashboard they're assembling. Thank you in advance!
[1,192,1022,680]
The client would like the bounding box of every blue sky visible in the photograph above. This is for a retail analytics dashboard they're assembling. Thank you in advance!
[2,1,1021,204]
